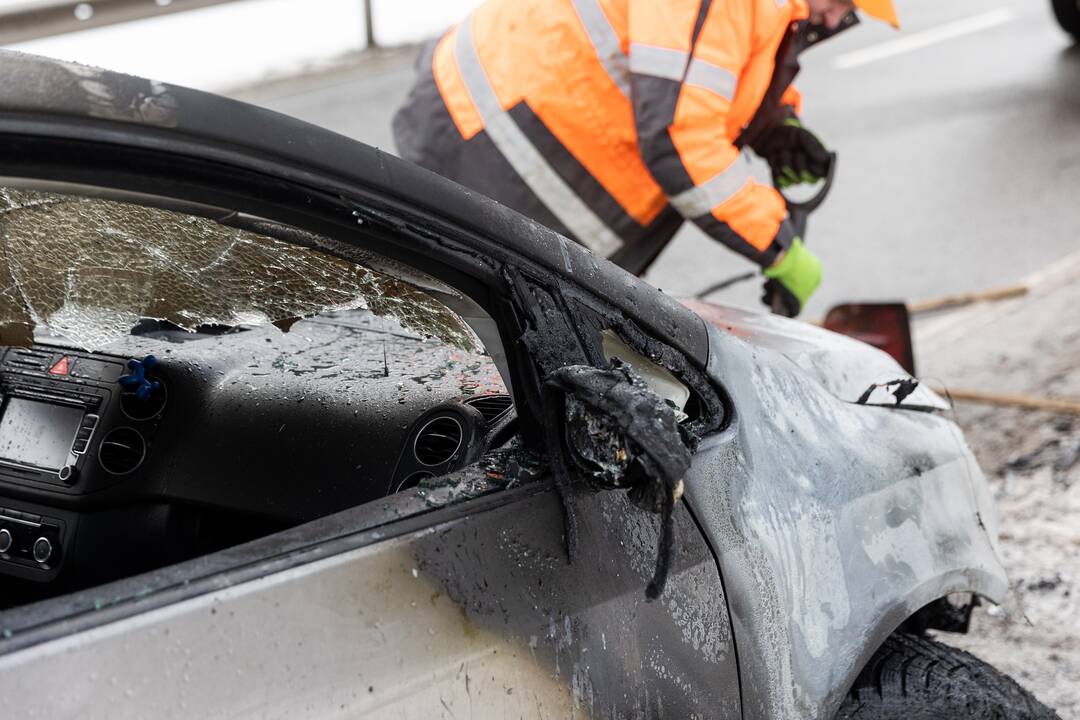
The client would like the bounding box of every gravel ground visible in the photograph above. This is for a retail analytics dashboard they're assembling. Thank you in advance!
[940,404,1080,718]
[915,249,1080,717]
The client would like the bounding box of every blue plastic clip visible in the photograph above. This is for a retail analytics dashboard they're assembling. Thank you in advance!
[118,355,161,401]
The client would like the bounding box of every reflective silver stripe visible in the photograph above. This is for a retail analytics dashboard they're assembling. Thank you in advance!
[628,43,689,81]
[571,0,630,99]
[667,155,753,219]
[454,17,624,256]
[684,58,737,101]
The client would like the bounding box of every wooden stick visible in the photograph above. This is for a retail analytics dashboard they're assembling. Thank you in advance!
[928,387,1080,414]
[908,285,1028,315]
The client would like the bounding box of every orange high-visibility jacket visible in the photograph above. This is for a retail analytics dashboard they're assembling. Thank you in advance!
[394,0,826,274]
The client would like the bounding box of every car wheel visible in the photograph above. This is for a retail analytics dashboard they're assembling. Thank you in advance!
[834,632,1060,719]
[1052,0,1080,40]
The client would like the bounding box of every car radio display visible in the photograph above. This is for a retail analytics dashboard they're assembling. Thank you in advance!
[0,397,84,471]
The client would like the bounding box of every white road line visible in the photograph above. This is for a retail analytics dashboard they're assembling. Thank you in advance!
[833,7,1016,70]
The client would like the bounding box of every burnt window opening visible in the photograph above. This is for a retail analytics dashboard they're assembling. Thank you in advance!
[601,329,693,422]
[600,322,725,442]
[681,390,705,425]
[551,289,724,439]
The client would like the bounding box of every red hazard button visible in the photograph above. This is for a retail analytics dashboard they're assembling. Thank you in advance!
[48,356,70,376]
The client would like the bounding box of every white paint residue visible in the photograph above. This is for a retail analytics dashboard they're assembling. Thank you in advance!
[746,496,850,659]
[861,517,937,579]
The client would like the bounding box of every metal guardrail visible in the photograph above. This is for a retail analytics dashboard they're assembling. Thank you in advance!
[0,0,241,45]
[0,0,378,47]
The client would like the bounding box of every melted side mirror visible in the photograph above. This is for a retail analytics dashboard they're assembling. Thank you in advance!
[542,360,691,599]
[823,302,916,375]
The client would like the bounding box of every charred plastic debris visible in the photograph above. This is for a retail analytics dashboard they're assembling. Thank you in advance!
[856,377,921,406]
[544,362,690,599]
[507,270,724,599]
[902,595,978,636]
[411,440,545,509]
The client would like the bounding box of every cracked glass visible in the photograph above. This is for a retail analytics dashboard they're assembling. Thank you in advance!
[0,187,481,351]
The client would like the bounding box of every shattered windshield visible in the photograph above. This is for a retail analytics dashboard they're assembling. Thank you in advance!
[0,187,480,351]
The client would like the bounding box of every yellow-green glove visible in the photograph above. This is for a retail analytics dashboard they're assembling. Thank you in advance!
[762,237,822,317]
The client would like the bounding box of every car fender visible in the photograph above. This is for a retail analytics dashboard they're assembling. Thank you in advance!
[684,323,1006,720]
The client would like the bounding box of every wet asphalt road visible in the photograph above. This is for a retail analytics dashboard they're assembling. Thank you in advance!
[239,0,1080,318]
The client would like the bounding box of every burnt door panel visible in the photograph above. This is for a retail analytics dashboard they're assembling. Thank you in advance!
[0,484,739,718]
[416,486,741,718]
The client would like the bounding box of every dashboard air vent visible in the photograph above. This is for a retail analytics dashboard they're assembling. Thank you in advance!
[120,378,168,421]
[464,394,513,424]
[98,427,146,475]
[395,471,435,493]
[6,349,52,371]
[413,417,463,467]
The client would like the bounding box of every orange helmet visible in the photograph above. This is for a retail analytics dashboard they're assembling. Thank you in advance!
[854,0,900,28]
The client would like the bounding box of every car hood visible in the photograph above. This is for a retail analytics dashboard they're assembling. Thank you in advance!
[680,299,949,410]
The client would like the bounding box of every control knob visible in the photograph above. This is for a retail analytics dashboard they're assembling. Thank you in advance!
[58,464,78,485]
[0,528,11,554]
[32,536,53,564]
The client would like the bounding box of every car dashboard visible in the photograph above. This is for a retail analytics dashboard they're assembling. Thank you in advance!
[0,311,512,607]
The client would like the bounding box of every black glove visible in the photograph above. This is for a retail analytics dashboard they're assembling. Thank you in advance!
[752,118,831,188]
[762,278,800,318]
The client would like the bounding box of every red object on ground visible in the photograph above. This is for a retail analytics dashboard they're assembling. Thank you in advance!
[823,303,916,375]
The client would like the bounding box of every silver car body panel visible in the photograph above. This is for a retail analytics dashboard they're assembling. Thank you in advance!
[685,320,1006,719]
[681,301,948,410]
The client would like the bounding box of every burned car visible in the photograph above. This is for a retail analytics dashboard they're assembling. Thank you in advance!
[0,51,1058,719]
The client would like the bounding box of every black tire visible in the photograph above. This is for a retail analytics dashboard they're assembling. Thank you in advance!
[1052,0,1080,40]
[835,633,1061,720]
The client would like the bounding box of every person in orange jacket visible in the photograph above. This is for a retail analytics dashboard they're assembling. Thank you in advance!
[393,0,899,317]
